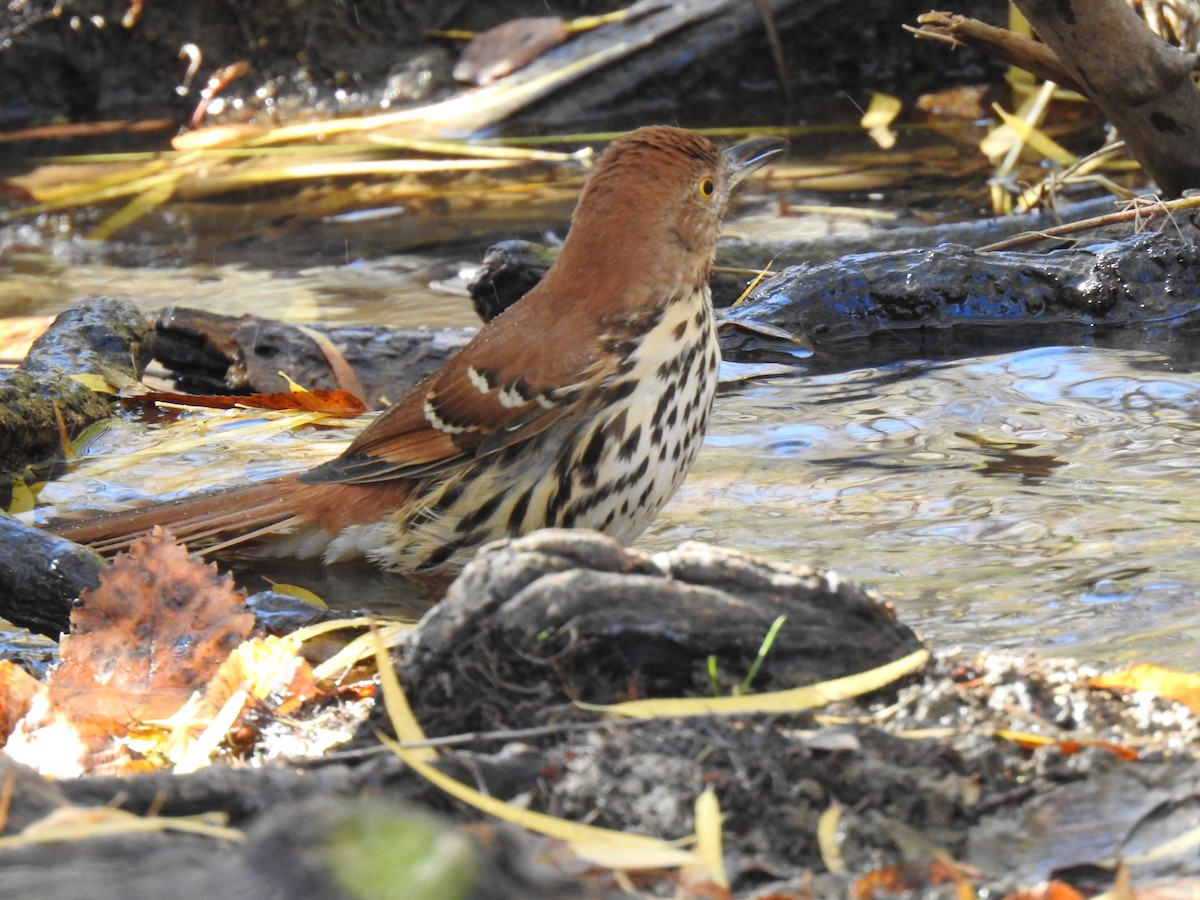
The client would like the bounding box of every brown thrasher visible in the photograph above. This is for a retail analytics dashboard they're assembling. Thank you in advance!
[50,126,786,576]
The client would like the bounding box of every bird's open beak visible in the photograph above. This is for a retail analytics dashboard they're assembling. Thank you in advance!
[723,135,788,185]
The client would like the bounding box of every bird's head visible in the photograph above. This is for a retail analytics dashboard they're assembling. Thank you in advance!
[556,126,787,297]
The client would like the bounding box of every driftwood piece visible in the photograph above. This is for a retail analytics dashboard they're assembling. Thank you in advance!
[401,529,923,736]
[0,298,149,485]
[911,11,1083,91]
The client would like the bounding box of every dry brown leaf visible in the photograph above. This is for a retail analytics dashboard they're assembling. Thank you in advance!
[58,527,253,720]
[454,17,569,85]
[6,528,254,775]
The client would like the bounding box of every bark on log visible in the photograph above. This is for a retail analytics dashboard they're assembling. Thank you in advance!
[1011,0,1200,196]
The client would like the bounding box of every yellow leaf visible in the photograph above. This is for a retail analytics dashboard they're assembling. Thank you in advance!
[6,479,38,515]
[583,648,930,719]
[1090,663,1200,716]
[68,373,117,394]
[861,92,902,150]
[264,579,328,608]
[692,787,727,888]
[817,799,847,875]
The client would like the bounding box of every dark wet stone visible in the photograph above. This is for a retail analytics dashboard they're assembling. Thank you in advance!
[10,759,599,899]
[0,297,149,493]
[467,239,555,323]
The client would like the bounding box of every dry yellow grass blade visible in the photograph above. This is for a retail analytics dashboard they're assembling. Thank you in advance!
[581,648,930,718]
[17,159,173,205]
[171,685,250,774]
[363,134,587,163]
[173,157,525,198]
[729,256,777,307]
[309,620,412,683]
[0,806,242,848]
[692,786,728,889]
[71,408,350,476]
[91,181,175,240]
[373,627,438,764]
[381,731,699,870]
[370,629,710,873]
[9,168,185,219]
[991,102,1077,167]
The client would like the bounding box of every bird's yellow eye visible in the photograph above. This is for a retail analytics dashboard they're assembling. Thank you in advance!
[699,177,715,198]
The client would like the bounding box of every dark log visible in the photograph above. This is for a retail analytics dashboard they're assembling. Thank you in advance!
[150,307,475,407]
[727,230,1200,357]
[0,515,102,638]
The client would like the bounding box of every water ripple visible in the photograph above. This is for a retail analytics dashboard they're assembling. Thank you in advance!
[646,346,1200,669]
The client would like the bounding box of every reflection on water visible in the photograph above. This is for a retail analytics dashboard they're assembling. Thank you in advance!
[648,346,1200,668]
[0,239,483,329]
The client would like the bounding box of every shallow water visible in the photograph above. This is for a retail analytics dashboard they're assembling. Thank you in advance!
[7,207,1200,668]
[650,347,1200,668]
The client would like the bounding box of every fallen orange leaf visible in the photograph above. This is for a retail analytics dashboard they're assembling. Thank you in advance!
[0,661,43,747]
[852,860,961,899]
[995,729,1139,761]
[1090,664,1200,717]
[123,385,367,416]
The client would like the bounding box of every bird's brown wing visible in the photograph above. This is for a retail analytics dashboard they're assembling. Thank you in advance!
[304,292,609,485]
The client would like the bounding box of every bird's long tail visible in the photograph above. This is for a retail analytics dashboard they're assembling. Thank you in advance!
[47,474,313,557]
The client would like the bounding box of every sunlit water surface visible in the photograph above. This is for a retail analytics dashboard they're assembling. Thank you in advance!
[651,347,1200,668]
[7,240,1200,668]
